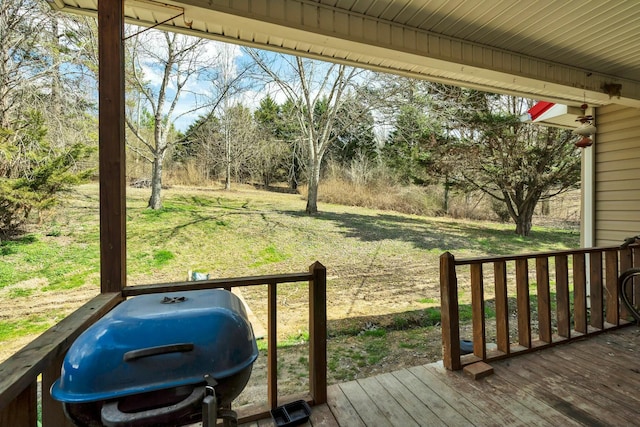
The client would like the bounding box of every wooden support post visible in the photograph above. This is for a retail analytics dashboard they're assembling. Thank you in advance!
[440,252,461,370]
[98,0,126,293]
[309,262,327,405]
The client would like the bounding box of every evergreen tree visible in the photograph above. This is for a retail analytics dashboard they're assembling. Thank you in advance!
[432,88,581,236]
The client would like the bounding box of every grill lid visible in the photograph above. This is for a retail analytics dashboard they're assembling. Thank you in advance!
[51,289,258,403]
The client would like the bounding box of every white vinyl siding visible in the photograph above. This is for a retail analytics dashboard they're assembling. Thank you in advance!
[595,104,640,246]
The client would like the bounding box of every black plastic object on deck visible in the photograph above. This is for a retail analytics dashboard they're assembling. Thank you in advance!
[270,400,312,426]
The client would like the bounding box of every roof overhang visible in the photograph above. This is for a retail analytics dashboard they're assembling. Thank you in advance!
[48,0,640,109]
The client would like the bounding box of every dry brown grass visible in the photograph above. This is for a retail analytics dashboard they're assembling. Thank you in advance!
[307,178,441,216]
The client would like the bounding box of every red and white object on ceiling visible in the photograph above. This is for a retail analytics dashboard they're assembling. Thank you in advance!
[521,101,595,147]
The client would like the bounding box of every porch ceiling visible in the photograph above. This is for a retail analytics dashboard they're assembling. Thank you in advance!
[50,0,640,108]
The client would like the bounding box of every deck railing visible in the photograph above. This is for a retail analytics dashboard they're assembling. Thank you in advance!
[0,262,326,426]
[440,245,637,370]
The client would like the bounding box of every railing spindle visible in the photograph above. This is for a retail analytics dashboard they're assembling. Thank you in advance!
[446,246,633,370]
[535,257,552,343]
[633,246,640,306]
[42,353,74,427]
[555,255,571,338]
[493,261,510,354]
[267,283,278,409]
[470,263,486,359]
[590,252,604,329]
[515,259,531,348]
[605,250,619,325]
[0,381,37,427]
[620,246,633,320]
[573,253,587,334]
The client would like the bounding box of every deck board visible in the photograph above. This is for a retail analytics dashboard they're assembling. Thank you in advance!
[495,357,621,426]
[243,328,640,426]
[372,372,445,427]
[331,327,640,426]
[407,365,512,426]
[390,369,472,425]
[355,375,420,426]
[337,380,394,426]
[418,364,570,427]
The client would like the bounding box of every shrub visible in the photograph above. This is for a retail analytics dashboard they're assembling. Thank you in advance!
[0,112,94,237]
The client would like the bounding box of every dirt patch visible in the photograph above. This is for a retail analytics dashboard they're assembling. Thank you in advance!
[0,284,99,361]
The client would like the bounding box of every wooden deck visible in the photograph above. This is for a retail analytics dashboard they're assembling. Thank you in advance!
[243,326,640,426]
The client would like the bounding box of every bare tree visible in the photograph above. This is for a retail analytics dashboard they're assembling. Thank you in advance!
[125,29,218,209]
[0,1,95,235]
[246,50,367,214]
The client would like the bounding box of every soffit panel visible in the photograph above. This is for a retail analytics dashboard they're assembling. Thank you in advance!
[49,0,640,106]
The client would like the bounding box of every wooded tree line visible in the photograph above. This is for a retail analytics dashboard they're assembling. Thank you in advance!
[1,0,581,238]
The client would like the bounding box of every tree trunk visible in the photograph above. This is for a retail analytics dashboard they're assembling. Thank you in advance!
[148,155,163,209]
[0,39,9,130]
[290,154,299,190]
[50,19,62,120]
[443,179,450,214]
[514,201,536,237]
[225,143,231,191]
[306,158,321,214]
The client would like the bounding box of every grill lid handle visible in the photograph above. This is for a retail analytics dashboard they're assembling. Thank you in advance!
[123,343,195,362]
[101,385,205,427]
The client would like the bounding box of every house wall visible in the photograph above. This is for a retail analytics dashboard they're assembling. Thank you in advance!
[594,104,640,246]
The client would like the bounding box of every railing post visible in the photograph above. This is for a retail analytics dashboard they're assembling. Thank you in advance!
[440,252,461,370]
[309,261,327,405]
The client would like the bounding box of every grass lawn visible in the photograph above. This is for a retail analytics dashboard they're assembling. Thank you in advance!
[0,182,580,399]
